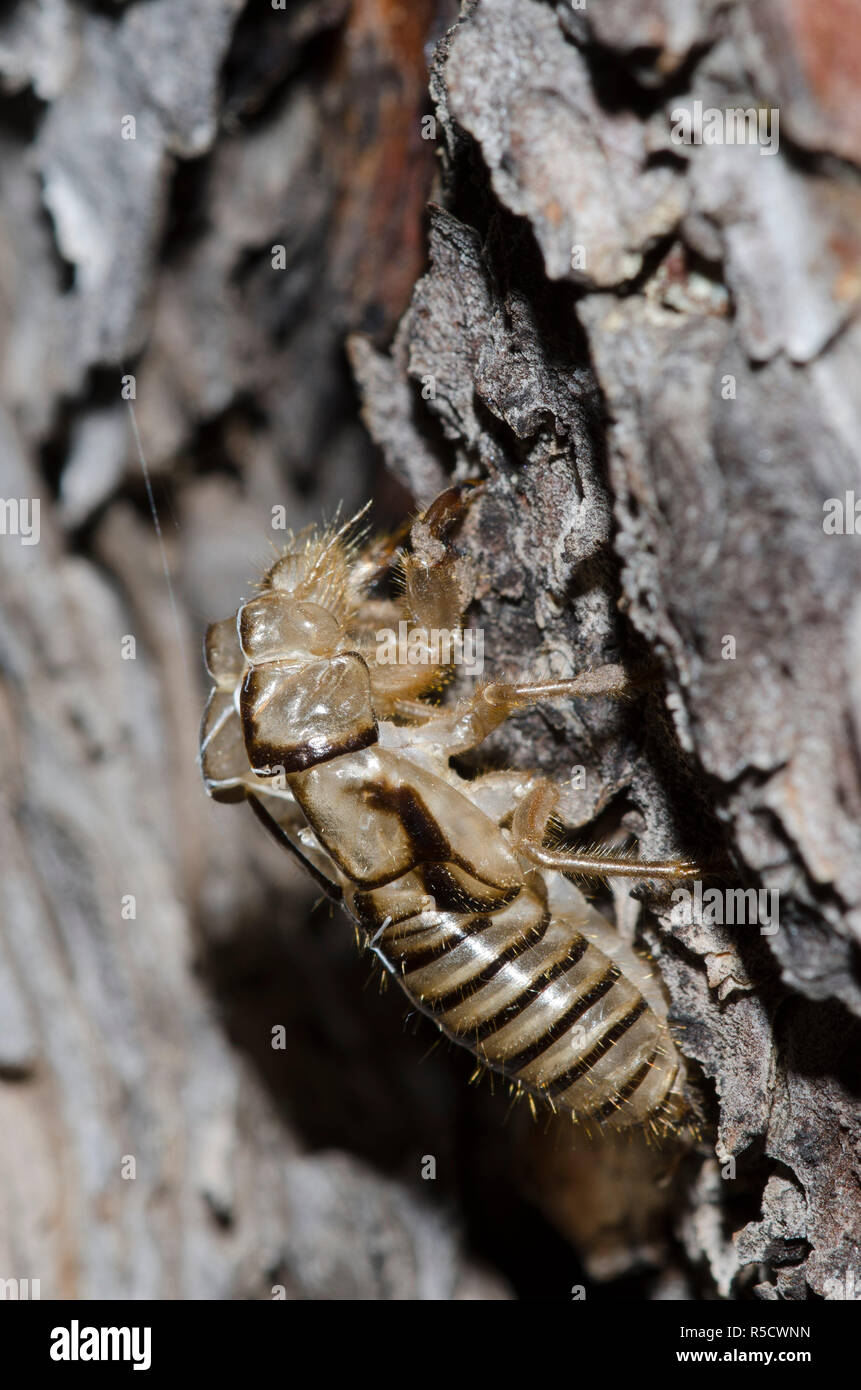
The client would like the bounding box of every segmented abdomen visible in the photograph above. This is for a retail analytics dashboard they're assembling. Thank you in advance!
[349,872,681,1130]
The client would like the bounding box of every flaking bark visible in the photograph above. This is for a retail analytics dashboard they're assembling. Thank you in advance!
[0,0,858,1300]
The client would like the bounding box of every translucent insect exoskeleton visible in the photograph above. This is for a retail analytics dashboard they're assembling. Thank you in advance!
[199,490,701,1137]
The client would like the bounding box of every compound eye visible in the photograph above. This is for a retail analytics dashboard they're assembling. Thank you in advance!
[204,616,243,686]
[239,592,342,663]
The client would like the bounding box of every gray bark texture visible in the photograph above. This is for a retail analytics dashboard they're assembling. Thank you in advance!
[0,0,858,1301]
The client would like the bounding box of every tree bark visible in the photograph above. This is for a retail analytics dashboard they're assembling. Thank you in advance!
[0,0,858,1300]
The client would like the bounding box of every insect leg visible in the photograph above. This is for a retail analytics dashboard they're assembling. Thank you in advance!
[511,781,701,883]
[389,663,641,755]
[247,793,345,903]
[483,663,635,708]
[364,550,467,711]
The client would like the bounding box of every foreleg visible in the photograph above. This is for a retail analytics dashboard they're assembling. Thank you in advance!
[365,552,467,711]
[395,663,637,756]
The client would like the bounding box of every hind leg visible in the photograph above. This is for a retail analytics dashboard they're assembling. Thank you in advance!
[511,781,700,884]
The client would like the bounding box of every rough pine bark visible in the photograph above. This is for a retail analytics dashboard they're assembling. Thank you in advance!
[0,0,858,1301]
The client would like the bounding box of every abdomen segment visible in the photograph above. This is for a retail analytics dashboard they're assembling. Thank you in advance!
[347,874,683,1133]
